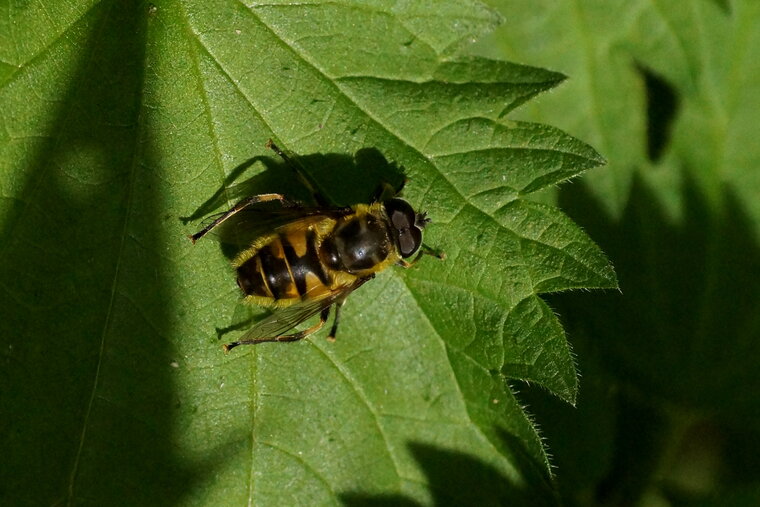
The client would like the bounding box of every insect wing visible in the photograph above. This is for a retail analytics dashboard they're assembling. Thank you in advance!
[198,206,328,247]
[235,278,371,343]
[195,203,352,247]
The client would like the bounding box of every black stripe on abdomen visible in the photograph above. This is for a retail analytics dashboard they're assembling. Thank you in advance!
[236,256,270,297]
[281,230,330,297]
[257,241,293,299]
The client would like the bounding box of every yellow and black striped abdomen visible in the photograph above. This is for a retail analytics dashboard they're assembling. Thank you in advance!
[234,226,335,306]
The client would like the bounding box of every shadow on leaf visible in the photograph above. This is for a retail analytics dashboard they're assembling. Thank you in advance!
[553,172,760,420]
[340,432,557,506]
[525,170,760,504]
[0,1,200,504]
[182,146,407,264]
[183,146,407,223]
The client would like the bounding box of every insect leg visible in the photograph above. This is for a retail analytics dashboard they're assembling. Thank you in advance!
[326,301,344,342]
[223,307,331,352]
[421,243,445,259]
[266,139,329,206]
[397,244,446,268]
[189,193,298,243]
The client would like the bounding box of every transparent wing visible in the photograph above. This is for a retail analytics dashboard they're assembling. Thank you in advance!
[206,208,326,247]
[194,201,350,247]
[234,277,372,343]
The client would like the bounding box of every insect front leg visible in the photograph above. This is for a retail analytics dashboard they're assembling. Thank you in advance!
[223,307,331,352]
[397,244,446,268]
[189,193,299,243]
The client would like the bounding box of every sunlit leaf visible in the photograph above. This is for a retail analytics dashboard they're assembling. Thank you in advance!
[0,1,614,504]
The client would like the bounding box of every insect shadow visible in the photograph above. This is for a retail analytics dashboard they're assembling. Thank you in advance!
[181,145,408,342]
[182,146,407,250]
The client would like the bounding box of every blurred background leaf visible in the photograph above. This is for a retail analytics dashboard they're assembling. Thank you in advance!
[474,0,760,505]
[0,0,615,505]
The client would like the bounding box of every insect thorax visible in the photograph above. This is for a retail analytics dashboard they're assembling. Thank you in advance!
[320,211,392,273]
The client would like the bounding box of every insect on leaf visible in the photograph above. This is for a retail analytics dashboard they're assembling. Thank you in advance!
[0,1,616,505]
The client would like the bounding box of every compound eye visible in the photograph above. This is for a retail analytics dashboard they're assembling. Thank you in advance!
[398,226,422,257]
[391,208,412,230]
[385,199,414,227]
[384,198,423,257]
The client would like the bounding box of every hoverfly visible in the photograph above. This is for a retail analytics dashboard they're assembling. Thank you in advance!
[191,140,443,351]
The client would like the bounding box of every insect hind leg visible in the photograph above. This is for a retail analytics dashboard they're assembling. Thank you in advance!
[223,307,330,352]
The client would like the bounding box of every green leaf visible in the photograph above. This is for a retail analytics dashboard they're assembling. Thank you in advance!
[475,0,760,502]
[0,0,614,505]
[478,0,760,421]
